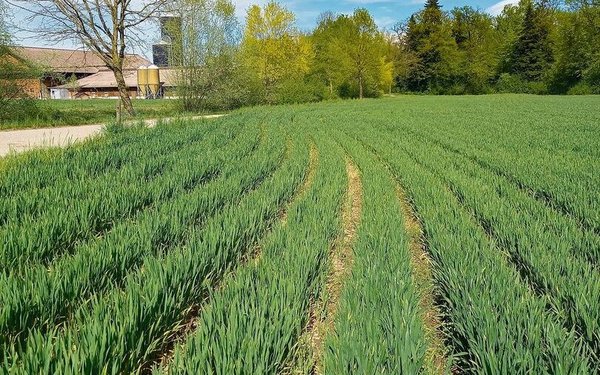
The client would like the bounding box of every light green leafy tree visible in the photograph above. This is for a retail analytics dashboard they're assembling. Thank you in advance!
[312,9,389,99]
[241,1,313,104]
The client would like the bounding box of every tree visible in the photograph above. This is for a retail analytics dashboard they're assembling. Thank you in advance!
[510,2,554,81]
[240,1,312,104]
[9,0,168,119]
[423,0,443,24]
[451,6,500,93]
[391,17,420,92]
[0,0,8,46]
[496,2,527,75]
[167,0,244,111]
[346,9,388,99]
[404,0,461,92]
[0,1,43,123]
[548,1,600,92]
[312,9,389,99]
[312,12,352,96]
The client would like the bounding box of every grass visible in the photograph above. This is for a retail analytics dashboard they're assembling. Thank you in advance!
[0,99,188,130]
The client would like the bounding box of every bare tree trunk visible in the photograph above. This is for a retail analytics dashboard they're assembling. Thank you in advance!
[114,67,135,117]
[359,75,364,99]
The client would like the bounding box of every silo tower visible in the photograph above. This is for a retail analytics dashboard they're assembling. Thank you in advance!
[152,16,182,68]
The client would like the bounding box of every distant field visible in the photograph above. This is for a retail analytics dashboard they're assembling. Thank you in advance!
[0,99,182,130]
[0,95,598,373]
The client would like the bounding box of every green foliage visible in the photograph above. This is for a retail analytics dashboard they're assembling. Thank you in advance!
[567,82,598,95]
[496,73,548,94]
[241,1,313,104]
[275,76,327,104]
[390,0,599,94]
[510,3,554,81]
[451,7,499,93]
[311,9,390,99]
[583,54,600,88]
[0,20,44,124]
[401,0,461,92]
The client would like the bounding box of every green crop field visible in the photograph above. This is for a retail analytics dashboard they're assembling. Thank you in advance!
[0,99,184,130]
[0,95,598,374]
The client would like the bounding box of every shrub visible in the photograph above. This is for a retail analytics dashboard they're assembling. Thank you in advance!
[567,83,595,95]
[496,73,528,93]
[275,77,328,105]
[582,58,600,93]
[495,73,548,94]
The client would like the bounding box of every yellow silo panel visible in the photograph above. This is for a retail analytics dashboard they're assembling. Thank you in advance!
[147,65,160,97]
[137,66,148,98]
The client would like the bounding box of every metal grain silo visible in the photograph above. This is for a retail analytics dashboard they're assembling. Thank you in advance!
[137,66,148,98]
[147,65,160,98]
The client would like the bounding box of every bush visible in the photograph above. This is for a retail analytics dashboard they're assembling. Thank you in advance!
[527,80,548,95]
[0,97,43,123]
[495,73,547,94]
[567,83,596,95]
[274,77,328,105]
[496,73,528,93]
[336,80,382,99]
[583,57,600,92]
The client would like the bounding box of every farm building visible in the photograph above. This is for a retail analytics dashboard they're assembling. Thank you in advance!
[8,46,150,99]
[51,67,177,99]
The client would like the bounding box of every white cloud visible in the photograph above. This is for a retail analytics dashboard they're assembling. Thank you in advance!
[486,0,519,16]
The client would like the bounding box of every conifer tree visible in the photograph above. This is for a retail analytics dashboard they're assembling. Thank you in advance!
[510,2,554,81]
[423,0,443,26]
[405,0,460,91]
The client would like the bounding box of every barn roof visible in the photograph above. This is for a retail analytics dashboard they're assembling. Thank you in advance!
[52,68,178,89]
[12,46,151,75]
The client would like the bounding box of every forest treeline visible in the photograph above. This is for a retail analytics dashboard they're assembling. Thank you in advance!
[169,0,600,111]
[1,0,598,115]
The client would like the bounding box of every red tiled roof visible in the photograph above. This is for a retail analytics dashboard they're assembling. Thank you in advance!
[11,46,151,75]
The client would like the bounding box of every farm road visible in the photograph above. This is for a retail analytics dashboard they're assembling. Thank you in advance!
[0,114,225,157]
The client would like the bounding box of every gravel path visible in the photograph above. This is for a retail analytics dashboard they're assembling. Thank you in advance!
[0,115,225,157]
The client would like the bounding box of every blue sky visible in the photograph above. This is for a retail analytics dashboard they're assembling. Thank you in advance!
[233,0,520,30]
[10,0,519,56]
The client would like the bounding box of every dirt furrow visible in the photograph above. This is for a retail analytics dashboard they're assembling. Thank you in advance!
[395,183,448,374]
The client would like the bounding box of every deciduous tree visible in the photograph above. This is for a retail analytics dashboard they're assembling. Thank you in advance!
[312,12,352,96]
[241,1,312,103]
[451,6,500,93]
[312,9,389,99]
[549,1,600,92]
